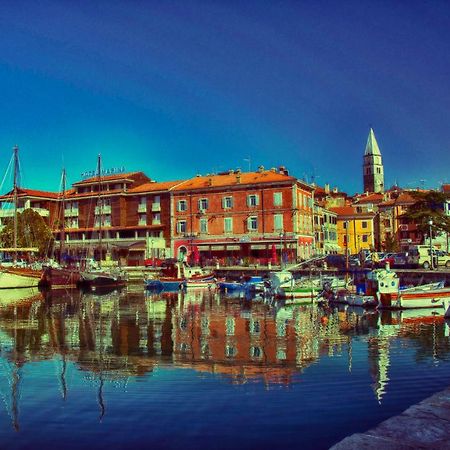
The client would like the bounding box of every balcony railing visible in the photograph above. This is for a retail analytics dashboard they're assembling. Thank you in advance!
[0,207,50,217]
[64,208,79,217]
[152,203,161,212]
[95,205,112,215]
[138,204,147,213]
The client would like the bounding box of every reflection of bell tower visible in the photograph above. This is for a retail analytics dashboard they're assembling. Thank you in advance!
[363,128,384,193]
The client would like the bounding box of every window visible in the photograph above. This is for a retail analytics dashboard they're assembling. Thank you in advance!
[178,200,187,212]
[362,234,368,243]
[198,198,208,211]
[274,214,283,231]
[139,196,146,205]
[225,346,237,358]
[177,221,187,234]
[139,213,147,225]
[222,196,233,209]
[224,217,233,233]
[152,213,161,225]
[273,192,282,206]
[226,317,235,336]
[247,216,258,231]
[200,218,208,234]
[247,194,259,207]
[362,221,368,229]
[343,221,348,229]
[250,346,262,358]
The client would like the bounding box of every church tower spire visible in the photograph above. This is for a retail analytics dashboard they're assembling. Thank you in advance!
[363,128,384,193]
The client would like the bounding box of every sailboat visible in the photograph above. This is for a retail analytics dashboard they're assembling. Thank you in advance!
[79,155,127,290]
[0,146,42,289]
[41,169,81,288]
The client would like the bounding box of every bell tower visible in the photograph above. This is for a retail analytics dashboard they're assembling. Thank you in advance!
[363,128,384,193]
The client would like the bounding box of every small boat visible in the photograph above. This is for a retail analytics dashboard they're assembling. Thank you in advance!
[374,269,450,309]
[0,267,42,289]
[269,270,346,300]
[217,276,264,293]
[79,266,128,290]
[144,261,216,291]
[41,264,81,289]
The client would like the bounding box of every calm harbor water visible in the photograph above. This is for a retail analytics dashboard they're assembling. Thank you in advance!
[1,287,450,449]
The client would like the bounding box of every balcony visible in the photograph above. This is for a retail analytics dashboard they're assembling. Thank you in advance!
[138,204,147,213]
[64,208,79,217]
[0,207,50,218]
[95,205,111,215]
[152,203,161,212]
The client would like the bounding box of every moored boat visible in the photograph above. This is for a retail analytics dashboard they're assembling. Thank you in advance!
[144,261,216,291]
[375,269,450,309]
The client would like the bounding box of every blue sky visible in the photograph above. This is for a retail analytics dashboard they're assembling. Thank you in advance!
[0,0,449,194]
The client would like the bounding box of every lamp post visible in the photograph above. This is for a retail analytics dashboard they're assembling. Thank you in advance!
[279,232,284,268]
[345,220,349,271]
[428,219,433,270]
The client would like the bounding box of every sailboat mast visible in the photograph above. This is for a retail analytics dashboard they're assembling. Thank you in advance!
[97,154,102,269]
[59,169,66,263]
[13,145,19,263]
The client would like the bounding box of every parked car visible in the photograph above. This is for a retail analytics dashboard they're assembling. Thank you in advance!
[392,252,408,267]
[407,245,450,269]
[378,253,395,268]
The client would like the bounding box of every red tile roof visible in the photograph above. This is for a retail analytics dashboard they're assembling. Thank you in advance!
[173,170,299,191]
[442,184,450,194]
[72,171,145,186]
[330,206,375,218]
[353,193,384,204]
[129,180,184,194]
[0,188,59,200]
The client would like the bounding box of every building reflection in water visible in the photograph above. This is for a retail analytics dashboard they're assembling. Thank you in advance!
[0,287,449,429]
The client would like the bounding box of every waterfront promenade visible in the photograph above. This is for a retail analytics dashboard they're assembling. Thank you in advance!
[331,387,450,449]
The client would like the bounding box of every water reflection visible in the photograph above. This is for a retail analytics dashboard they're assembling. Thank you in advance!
[0,287,449,431]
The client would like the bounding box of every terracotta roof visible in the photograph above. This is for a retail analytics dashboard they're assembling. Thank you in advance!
[0,187,59,200]
[173,170,298,191]
[378,191,416,208]
[353,193,384,204]
[66,188,124,199]
[330,206,375,218]
[72,171,145,186]
[442,184,450,193]
[128,180,184,194]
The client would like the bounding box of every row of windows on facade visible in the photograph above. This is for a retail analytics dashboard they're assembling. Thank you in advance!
[175,192,312,212]
[314,215,338,225]
[343,234,370,244]
[315,230,338,241]
[343,220,370,229]
[176,214,287,234]
[365,167,383,175]
[65,213,161,229]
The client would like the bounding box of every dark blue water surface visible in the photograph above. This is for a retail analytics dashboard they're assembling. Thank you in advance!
[1,287,450,449]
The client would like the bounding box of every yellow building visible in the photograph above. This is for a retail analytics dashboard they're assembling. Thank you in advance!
[330,206,375,255]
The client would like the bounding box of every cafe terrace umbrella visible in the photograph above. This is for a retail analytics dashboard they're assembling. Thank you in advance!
[192,246,200,265]
[271,244,278,264]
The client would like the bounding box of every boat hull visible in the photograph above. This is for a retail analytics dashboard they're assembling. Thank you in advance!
[0,269,41,288]
[378,288,450,309]
[41,266,81,289]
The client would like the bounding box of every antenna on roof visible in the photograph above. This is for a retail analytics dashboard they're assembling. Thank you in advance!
[243,157,251,172]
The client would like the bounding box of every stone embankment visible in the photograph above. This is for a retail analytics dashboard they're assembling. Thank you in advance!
[330,387,450,449]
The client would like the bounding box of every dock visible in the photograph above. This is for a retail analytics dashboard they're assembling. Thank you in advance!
[330,387,450,449]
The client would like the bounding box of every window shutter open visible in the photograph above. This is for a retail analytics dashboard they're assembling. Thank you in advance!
[256,194,260,206]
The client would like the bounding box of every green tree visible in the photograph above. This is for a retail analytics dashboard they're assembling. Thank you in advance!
[402,191,450,238]
[0,209,54,256]
[383,232,399,252]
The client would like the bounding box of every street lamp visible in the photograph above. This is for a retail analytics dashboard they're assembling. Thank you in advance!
[428,219,433,270]
[279,232,284,268]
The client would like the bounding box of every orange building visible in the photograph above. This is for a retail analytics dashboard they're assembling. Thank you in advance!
[171,167,315,264]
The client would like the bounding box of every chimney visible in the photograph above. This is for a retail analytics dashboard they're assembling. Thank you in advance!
[228,169,234,174]
[324,183,330,194]
[332,187,338,194]
[236,169,241,183]
[270,167,277,172]
[208,177,213,186]
[258,165,264,172]
[278,166,289,176]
